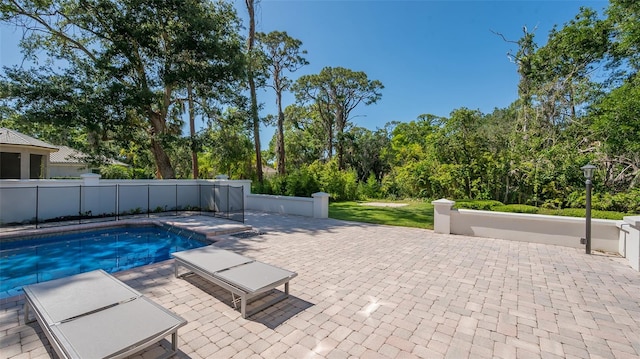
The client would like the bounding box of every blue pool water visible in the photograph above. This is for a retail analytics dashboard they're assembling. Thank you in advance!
[0,226,209,298]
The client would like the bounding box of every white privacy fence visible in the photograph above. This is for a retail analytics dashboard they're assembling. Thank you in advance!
[0,176,246,229]
[0,175,330,232]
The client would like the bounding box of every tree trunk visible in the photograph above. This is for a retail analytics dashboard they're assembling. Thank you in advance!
[316,101,333,161]
[151,138,175,179]
[504,165,510,203]
[276,89,286,175]
[245,0,263,183]
[336,107,345,170]
[188,84,198,179]
[327,127,333,160]
[337,139,344,169]
[570,84,576,121]
[149,112,175,179]
[250,78,263,180]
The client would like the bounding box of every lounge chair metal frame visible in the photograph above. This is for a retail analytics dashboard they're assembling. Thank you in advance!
[173,247,297,319]
[23,270,186,359]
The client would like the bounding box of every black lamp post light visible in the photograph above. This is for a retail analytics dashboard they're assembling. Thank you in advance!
[581,164,596,254]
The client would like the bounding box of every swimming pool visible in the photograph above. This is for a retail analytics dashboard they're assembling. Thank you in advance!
[0,225,209,299]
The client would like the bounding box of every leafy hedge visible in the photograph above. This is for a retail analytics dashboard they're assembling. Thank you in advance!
[252,160,368,201]
[565,188,640,213]
[100,165,153,179]
[453,200,503,210]
[542,208,624,220]
[453,199,629,219]
[492,204,540,214]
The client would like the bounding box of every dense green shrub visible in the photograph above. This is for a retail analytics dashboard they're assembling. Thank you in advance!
[311,161,359,201]
[546,208,586,217]
[252,171,311,196]
[592,192,615,211]
[564,188,640,213]
[542,208,625,220]
[454,199,504,210]
[251,160,362,201]
[541,198,563,209]
[99,165,153,179]
[343,170,360,201]
[251,178,268,194]
[379,172,401,199]
[100,165,131,179]
[428,163,467,200]
[284,167,320,197]
[564,190,584,209]
[491,204,540,214]
[268,175,287,195]
[452,200,627,219]
[251,162,639,214]
[359,174,382,199]
[611,189,640,213]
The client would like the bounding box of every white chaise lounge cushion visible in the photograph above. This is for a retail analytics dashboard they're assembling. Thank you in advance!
[23,270,137,324]
[49,296,184,358]
[172,245,297,318]
[171,245,253,274]
[23,270,187,359]
[215,261,296,293]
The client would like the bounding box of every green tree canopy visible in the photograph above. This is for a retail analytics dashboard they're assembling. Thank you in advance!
[1,0,246,178]
[292,67,383,170]
[257,31,308,175]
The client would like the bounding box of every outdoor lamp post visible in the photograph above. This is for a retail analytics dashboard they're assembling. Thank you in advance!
[581,164,596,254]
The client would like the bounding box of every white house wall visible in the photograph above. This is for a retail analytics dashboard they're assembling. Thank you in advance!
[0,146,54,179]
[48,164,91,178]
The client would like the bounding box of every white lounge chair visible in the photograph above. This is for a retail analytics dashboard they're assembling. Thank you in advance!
[23,270,186,359]
[172,246,297,318]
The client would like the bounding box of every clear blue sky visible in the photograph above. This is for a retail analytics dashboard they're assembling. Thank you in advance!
[238,0,609,147]
[1,0,609,149]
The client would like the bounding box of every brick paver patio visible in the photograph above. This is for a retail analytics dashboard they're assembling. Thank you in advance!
[1,211,639,358]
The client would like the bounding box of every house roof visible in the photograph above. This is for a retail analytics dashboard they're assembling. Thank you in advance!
[50,145,128,166]
[0,128,127,166]
[0,127,59,151]
[49,145,88,164]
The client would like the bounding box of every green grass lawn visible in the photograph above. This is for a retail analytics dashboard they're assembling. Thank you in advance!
[329,200,635,230]
[329,201,435,229]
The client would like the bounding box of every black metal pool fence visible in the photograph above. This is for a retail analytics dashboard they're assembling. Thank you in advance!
[0,183,244,229]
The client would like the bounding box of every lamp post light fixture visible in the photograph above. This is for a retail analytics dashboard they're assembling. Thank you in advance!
[581,164,596,254]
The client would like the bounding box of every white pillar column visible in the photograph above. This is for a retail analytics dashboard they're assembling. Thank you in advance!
[312,192,330,218]
[81,173,101,186]
[623,216,640,271]
[20,150,29,179]
[431,198,455,234]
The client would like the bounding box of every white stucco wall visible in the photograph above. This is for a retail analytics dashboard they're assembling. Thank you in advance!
[246,194,315,217]
[450,209,622,253]
[623,216,640,271]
